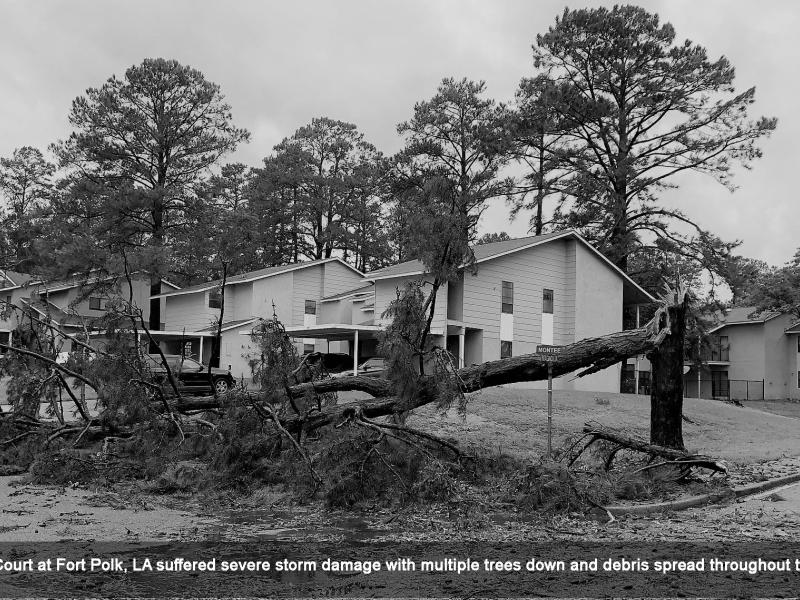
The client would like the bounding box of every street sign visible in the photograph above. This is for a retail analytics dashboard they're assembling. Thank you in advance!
[536,344,563,356]
[534,345,563,459]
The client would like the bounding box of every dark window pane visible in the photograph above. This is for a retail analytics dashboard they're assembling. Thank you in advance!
[303,343,315,354]
[305,300,317,315]
[501,281,513,314]
[208,289,221,309]
[543,289,554,314]
[89,297,102,310]
[500,340,512,359]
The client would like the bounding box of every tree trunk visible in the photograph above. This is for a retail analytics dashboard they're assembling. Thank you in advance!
[647,293,687,449]
[167,322,668,435]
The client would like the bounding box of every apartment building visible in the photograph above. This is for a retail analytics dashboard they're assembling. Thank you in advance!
[292,230,655,393]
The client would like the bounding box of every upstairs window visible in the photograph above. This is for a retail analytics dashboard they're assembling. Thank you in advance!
[501,281,513,314]
[500,341,513,359]
[208,288,221,309]
[89,297,103,311]
[305,300,317,315]
[543,289,554,314]
[0,331,10,354]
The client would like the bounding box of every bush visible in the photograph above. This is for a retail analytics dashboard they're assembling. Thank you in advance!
[515,461,614,512]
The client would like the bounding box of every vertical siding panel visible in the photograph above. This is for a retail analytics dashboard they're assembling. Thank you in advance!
[251,273,294,325]
[292,266,324,325]
[462,240,572,358]
[323,261,365,297]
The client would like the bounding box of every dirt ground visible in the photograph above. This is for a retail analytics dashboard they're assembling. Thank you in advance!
[411,385,800,462]
[3,388,800,596]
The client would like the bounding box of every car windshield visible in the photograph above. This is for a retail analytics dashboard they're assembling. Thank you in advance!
[177,358,202,370]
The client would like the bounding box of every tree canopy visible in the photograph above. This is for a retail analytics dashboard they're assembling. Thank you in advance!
[526,5,776,276]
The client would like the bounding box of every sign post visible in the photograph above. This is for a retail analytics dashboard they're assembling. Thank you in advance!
[536,344,563,458]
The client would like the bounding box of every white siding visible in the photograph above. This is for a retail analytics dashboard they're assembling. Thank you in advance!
[374,275,447,334]
[228,284,253,321]
[292,266,324,326]
[165,293,219,332]
[251,272,294,324]
[322,261,365,297]
[572,242,624,392]
[462,240,573,359]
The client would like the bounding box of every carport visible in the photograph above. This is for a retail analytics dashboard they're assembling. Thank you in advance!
[283,324,383,375]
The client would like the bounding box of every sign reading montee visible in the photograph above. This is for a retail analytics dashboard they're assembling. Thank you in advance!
[536,344,563,363]
[536,344,563,356]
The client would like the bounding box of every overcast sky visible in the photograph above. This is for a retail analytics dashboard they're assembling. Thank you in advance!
[1,0,796,266]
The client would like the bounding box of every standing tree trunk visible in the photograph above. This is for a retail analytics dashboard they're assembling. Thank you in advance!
[647,292,687,449]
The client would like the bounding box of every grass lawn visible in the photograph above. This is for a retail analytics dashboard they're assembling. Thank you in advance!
[409,385,800,464]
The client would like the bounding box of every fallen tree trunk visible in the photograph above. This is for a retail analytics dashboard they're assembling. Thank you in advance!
[166,322,668,434]
[5,320,668,444]
[579,422,727,474]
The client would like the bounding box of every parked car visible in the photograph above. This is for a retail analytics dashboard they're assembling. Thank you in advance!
[305,352,353,373]
[332,357,386,378]
[145,354,234,396]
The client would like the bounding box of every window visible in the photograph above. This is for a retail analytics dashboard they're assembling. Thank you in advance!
[305,300,317,315]
[543,289,554,314]
[208,289,221,309]
[711,370,729,399]
[500,341,512,359]
[303,343,315,355]
[89,297,103,311]
[501,281,513,314]
[0,331,10,354]
[620,364,635,394]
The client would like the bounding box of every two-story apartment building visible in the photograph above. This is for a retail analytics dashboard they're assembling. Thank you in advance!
[151,258,366,380]
[289,230,656,393]
[681,307,800,401]
[0,269,177,356]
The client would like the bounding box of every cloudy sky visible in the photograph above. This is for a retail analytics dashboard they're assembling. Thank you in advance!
[1,0,796,266]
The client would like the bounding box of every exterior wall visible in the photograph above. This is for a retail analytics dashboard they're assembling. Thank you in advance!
[374,275,447,335]
[164,292,220,332]
[0,286,32,333]
[791,333,800,401]
[724,323,766,382]
[44,278,151,323]
[318,298,353,325]
[763,314,796,400]
[352,301,373,325]
[447,275,464,321]
[322,261,365,297]
[462,240,573,360]
[220,327,257,382]
[251,272,294,325]
[292,266,324,326]
[228,283,253,321]
[572,241,624,393]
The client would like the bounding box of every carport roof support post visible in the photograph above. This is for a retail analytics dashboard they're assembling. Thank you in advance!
[354,329,359,376]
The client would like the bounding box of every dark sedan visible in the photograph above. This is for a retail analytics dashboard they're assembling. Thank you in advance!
[146,354,234,396]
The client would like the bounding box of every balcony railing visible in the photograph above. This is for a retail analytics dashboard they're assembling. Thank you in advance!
[700,342,729,362]
[685,338,730,363]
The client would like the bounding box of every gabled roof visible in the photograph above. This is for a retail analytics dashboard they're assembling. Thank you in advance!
[320,284,374,303]
[365,229,655,303]
[153,258,364,299]
[20,298,105,329]
[786,321,800,334]
[709,306,784,333]
[0,270,35,291]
